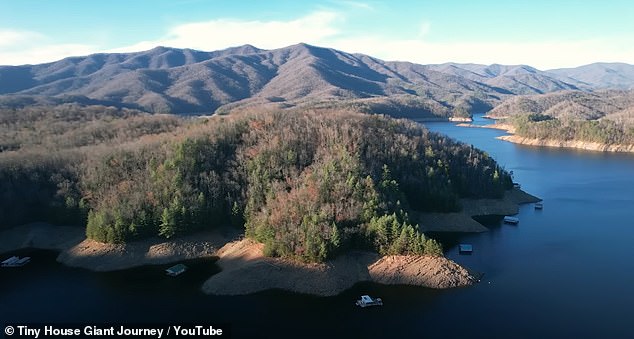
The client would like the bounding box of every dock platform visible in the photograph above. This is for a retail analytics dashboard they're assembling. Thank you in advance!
[459,244,473,254]
[2,256,30,267]
[503,216,519,225]
[166,263,188,276]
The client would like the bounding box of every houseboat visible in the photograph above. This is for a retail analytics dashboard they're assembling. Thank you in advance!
[503,216,520,225]
[165,264,188,276]
[356,295,383,308]
[2,256,31,267]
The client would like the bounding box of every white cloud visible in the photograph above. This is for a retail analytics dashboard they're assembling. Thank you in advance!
[109,11,343,53]
[94,12,634,69]
[0,29,96,65]
[1,11,343,65]
[0,44,98,66]
[1,11,634,69]
[0,30,44,48]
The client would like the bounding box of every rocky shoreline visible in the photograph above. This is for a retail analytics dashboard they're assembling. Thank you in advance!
[1,187,538,295]
[201,239,476,296]
[459,120,634,153]
[1,223,477,296]
[496,135,634,153]
[57,229,235,271]
[418,188,540,232]
[0,223,238,271]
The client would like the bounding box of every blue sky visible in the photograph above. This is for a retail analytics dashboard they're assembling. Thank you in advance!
[1,0,633,69]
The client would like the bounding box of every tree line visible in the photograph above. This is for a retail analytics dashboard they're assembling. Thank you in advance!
[510,113,634,145]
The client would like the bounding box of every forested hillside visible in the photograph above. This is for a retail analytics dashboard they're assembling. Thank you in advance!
[489,90,634,145]
[0,105,512,262]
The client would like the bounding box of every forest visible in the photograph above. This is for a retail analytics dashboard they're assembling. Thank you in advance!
[0,104,513,262]
[509,113,634,145]
[488,89,634,145]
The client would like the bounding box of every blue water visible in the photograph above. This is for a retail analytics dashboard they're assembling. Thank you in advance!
[422,116,634,338]
[2,115,634,338]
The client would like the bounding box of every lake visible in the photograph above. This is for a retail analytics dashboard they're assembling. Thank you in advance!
[2,115,634,338]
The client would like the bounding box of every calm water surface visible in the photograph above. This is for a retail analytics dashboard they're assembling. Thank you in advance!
[2,115,634,338]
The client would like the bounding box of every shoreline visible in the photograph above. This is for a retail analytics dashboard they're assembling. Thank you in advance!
[415,116,473,123]
[418,188,540,232]
[457,120,634,153]
[496,135,634,153]
[1,188,538,296]
[0,223,239,271]
[448,116,473,122]
[1,223,477,296]
[201,239,476,296]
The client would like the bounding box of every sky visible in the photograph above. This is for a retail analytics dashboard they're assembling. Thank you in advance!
[1,0,634,69]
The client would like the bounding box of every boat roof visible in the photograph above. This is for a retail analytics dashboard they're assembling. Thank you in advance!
[2,256,19,264]
[459,244,473,251]
[361,295,373,302]
[166,263,187,272]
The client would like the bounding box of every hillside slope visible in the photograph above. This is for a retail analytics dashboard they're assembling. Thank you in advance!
[0,44,564,117]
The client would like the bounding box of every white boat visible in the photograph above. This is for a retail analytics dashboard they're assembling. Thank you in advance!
[2,256,30,267]
[535,202,543,210]
[356,295,383,308]
[503,216,519,225]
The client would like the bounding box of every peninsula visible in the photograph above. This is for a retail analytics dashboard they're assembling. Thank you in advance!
[483,89,634,153]
[0,107,534,295]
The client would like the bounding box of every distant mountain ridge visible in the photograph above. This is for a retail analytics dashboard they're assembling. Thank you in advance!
[425,63,581,95]
[547,63,634,90]
[0,43,632,117]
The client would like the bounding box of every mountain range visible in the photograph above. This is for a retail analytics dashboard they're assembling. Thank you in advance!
[1,43,633,118]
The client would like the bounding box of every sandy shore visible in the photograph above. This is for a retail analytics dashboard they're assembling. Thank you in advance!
[202,239,476,296]
[449,116,473,122]
[497,135,634,153]
[455,122,516,133]
[57,229,237,271]
[0,223,239,271]
[457,120,634,153]
[418,188,540,232]
[368,255,476,288]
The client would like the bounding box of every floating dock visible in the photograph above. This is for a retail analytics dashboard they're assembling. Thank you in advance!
[165,263,188,276]
[356,295,383,308]
[2,256,31,267]
[459,244,473,254]
[503,216,520,225]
